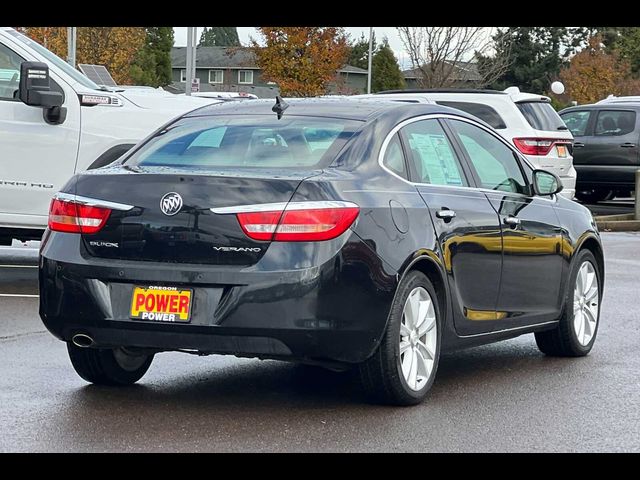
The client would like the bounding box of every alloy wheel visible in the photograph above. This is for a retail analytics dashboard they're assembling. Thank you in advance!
[573,261,599,347]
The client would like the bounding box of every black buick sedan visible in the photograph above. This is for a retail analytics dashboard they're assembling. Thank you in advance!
[39,98,604,405]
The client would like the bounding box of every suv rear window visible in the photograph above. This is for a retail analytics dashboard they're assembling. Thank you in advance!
[126,116,360,169]
[516,101,566,131]
[435,101,506,129]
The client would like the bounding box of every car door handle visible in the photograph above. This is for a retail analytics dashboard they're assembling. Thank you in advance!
[620,142,636,148]
[573,142,585,148]
[503,215,521,227]
[436,209,456,220]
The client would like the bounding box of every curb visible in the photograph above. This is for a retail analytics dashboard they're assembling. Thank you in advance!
[595,213,640,232]
[0,247,39,266]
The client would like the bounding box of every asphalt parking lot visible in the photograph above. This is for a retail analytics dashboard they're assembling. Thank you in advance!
[0,230,638,452]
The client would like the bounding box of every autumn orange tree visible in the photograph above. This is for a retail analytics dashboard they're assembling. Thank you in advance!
[560,35,640,104]
[18,27,146,85]
[251,27,349,97]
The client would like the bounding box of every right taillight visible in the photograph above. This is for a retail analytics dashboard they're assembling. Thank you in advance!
[236,203,360,242]
[513,137,570,156]
[48,197,111,234]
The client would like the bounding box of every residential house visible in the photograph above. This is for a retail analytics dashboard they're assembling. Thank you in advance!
[402,61,481,89]
[169,46,368,97]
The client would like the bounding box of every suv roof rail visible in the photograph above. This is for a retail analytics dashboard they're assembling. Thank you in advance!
[376,88,507,95]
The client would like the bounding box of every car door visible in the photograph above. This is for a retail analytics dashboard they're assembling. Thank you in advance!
[445,118,565,329]
[398,117,503,336]
[0,39,80,230]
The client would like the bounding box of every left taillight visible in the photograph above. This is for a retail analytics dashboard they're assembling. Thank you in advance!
[513,137,571,156]
[48,197,111,234]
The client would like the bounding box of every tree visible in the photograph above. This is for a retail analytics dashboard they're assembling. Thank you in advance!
[396,27,512,88]
[347,32,376,70]
[560,35,640,105]
[479,27,590,94]
[251,27,349,97]
[19,27,146,85]
[371,39,404,92]
[130,27,174,87]
[199,27,241,47]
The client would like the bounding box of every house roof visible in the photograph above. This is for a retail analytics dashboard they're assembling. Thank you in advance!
[171,46,366,74]
[402,61,481,82]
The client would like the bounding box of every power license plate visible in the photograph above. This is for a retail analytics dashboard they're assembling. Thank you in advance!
[130,286,193,323]
[557,145,567,157]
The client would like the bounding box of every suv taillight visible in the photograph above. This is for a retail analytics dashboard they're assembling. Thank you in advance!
[48,197,111,234]
[513,138,570,156]
[235,203,360,242]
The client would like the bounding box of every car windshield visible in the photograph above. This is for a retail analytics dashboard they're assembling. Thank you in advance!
[517,101,567,131]
[6,29,101,91]
[125,115,362,169]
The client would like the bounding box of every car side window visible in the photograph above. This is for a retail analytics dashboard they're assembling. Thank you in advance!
[0,43,24,101]
[382,133,408,179]
[449,119,528,195]
[400,119,467,187]
[560,110,591,137]
[594,110,636,136]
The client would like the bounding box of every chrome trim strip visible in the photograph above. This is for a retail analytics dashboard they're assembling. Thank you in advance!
[457,320,558,339]
[54,192,134,211]
[210,200,358,215]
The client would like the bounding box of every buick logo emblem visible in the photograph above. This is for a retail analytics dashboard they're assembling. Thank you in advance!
[160,192,183,216]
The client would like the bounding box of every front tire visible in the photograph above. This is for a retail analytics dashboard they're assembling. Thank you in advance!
[67,343,154,385]
[575,188,614,204]
[535,250,601,357]
[359,271,441,406]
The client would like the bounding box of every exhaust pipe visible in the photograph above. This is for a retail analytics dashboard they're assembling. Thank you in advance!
[72,334,95,348]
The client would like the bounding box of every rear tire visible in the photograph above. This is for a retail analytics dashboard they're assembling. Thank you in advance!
[575,188,614,204]
[535,250,601,357]
[359,271,441,406]
[67,343,154,385]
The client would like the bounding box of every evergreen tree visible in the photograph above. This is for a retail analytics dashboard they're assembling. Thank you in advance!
[347,32,376,70]
[130,27,174,87]
[371,39,404,92]
[479,27,590,94]
[199,27,241,47]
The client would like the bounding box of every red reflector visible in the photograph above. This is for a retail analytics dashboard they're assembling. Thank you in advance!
[236,205,359,242]
[513,137,570,156]
[48,198,111,234]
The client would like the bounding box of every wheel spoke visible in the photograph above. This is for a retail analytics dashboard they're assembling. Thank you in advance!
[404,292,418,329]
[417,339,433,361]
[399,340,411,355]
[415,348,430,380]
[401,347,413,379]
[576,266,586,296]
[414,297,431,332]
[574,310,584,342]
[408,350,418,389]
[400,322,411,338]
[418,314,436,336]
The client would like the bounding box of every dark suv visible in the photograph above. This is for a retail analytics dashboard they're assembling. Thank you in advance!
[560,103,640,203]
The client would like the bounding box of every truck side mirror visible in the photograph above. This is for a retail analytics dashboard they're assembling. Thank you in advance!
[18,61,66,125]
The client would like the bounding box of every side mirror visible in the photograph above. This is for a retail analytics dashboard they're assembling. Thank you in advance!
[533,169,563,196]
[18,61,66,125]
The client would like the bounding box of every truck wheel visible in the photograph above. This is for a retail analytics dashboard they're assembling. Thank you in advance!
[535,250,601,357]
[359,271,441,406]
[67,343,154,385]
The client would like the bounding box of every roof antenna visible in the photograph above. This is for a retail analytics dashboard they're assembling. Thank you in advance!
[272,96,289,120]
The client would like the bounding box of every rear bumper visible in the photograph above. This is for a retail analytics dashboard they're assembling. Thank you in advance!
[38,231,398,365]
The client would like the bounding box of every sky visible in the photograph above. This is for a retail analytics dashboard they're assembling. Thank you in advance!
[173,27,413,69]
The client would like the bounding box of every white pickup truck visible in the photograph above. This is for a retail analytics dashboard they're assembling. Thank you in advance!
[0,27,218,244]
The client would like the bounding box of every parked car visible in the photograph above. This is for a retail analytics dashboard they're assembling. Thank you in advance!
[358,88,576,200]
[0,27,220,245]
[560,102,640,202]
[39,98,604,405]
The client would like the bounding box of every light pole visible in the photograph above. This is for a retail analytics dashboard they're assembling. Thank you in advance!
[66,27,76,68]
[367,27,373,94]
[185,27,197,96]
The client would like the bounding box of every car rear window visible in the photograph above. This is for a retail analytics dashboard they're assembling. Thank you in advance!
[516,101,566,131]
[435,101,507,129]
[126,116,361,169]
